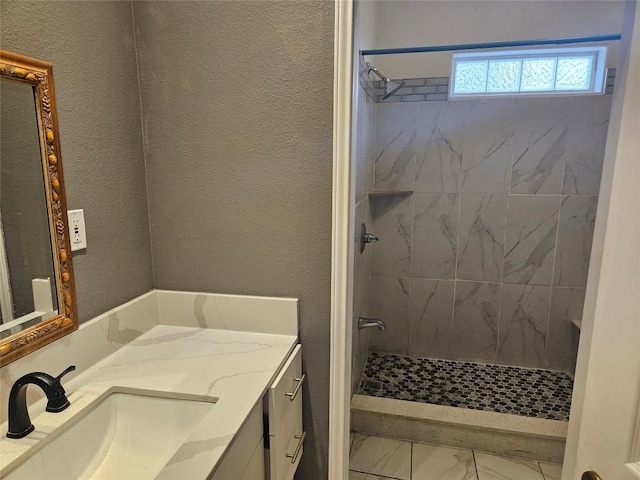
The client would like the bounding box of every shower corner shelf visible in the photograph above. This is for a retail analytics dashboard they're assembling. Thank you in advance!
[369,190,413,197]
[571,319,582,331]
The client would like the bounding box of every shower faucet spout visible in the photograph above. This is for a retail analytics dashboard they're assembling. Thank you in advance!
[358,317,386,331]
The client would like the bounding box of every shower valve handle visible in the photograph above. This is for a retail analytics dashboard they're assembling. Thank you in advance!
[363,233,379,244]
[359,223,379,253]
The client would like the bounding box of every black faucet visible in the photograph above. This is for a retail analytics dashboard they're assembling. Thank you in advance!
[7,365,76,439]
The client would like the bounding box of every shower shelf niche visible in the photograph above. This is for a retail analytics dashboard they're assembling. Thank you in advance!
[369,190,413,197]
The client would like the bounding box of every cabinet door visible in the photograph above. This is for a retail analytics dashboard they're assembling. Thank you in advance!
[210,403,263,480]
[241,438,265,480]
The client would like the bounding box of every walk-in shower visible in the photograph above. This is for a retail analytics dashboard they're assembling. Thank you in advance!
[350,25,619,464]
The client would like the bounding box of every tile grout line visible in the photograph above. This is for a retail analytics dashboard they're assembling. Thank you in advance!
[407,123,418,355]
[413,192,601,197]
[536,460,547,479]
[498,191,511,363]
[545,194,565,364]
[370,273,558,286]
[348,467,404,480]
[472,449,481,480]
[452,184,464,357]
[409,441,413,480]
[452,98,464,346]
[496,105,517,364]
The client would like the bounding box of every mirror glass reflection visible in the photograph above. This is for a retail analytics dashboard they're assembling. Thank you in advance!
[0,79,58,339]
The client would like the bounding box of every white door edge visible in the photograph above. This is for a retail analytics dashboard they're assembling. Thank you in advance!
[563,0,640,478]
[328,1,354,480]
[628,370,640,478]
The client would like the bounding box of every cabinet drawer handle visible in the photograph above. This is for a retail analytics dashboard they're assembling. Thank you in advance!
[285,375,305,401]
[286,431,306,464]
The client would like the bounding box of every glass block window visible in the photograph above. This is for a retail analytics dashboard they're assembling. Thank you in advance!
[451,46,607,97]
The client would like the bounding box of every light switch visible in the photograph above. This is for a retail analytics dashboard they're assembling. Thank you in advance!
[67,209,87,251]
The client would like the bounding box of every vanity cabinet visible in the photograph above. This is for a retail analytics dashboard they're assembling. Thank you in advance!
[211,345,304,480]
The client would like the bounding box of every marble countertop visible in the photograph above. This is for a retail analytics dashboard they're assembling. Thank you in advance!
[0,325,298,479]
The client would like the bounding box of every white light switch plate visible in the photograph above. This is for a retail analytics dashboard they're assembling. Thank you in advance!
[67,209,87,251]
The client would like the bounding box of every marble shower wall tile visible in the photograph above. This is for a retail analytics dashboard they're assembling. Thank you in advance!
[355,90,377,204]
[415,101,464,193]
[412,194,459,279]
[354,86,368,204]
[497,284,551,368]
[503,195,559,285]
[451,281,501,362]
[374,103,417,192]
[553,196,598,287]
[546,287,585,373]
[367,276,411,355]
[365,93,377,195]
[371,195,413,277]
[456,195,508,282]
[462,99,516,193]
[563,95,612,195]
[511,98,570,194]
[352,312,370,395]
[364,95,611,369]
[352,83,375,393]
[408,279,455,359]
[354,199,372,315]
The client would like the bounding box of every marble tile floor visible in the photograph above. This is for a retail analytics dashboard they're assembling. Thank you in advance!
[360,352,573,421]
[349,433,563,480]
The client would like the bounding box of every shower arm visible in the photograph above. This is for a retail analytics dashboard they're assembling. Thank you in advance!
[367,64,386,81]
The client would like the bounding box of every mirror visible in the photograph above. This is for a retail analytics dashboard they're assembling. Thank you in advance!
[0,51,77,366]
[1,81,58,336]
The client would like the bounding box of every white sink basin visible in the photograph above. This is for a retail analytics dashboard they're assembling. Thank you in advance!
[4,388,217,480]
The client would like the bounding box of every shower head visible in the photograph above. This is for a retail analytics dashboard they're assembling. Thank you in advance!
[366,62,405,99]
[383,78,406,98]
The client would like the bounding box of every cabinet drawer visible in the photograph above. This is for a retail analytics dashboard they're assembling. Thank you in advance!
[268,345,303,435]
[269,394,304,480]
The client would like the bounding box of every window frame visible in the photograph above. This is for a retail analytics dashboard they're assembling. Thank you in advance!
[449,46,608,99]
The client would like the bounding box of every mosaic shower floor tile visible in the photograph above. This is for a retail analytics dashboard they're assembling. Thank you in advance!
[359,352,573,421]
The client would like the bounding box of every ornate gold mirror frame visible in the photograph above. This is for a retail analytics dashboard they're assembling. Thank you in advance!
[0,51,78,366]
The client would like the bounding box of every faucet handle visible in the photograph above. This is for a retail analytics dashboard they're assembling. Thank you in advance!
[46,366,76,413]
[55,365,76,382]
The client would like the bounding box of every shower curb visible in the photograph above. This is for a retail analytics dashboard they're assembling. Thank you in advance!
[350,394,567,463]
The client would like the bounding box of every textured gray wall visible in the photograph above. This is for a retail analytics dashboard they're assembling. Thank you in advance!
[133,2,334,478]
[1,2,153,321]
